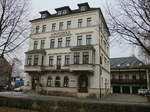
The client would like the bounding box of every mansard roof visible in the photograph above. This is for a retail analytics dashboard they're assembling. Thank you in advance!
[110,57,145,69]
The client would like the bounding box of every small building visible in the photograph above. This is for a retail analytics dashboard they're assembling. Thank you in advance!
[24,2,111,98]
[110,57,149,94]
[0,56,12,89]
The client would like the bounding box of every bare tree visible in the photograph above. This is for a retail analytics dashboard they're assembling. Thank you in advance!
[107,0,150,58]
[0,0,30,57]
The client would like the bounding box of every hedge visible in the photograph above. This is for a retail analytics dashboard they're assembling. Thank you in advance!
[0,96,150,112]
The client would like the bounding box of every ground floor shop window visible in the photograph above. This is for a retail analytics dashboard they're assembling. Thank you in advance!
[63,76,69,87]
[55,76,61,87]
[47,77,53,87]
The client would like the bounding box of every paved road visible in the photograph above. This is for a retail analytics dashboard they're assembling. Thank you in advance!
[0,92,149,105]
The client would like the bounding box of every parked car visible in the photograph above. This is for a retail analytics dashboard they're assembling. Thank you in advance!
[138,89,150,95]
[14,86,28,92]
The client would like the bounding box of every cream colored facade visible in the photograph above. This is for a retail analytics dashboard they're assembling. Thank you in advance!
[25,3,110,98]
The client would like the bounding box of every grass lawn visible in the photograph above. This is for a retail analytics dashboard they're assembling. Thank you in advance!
[0,107,37,112]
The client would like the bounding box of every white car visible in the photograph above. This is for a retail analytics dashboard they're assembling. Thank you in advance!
[14,86,27,92]
[138,89,148,95]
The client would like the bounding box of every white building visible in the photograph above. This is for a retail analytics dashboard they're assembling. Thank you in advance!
[24,3,110,98]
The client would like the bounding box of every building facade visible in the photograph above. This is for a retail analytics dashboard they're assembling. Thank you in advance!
[24,3,110,98]
[111,57,149,94]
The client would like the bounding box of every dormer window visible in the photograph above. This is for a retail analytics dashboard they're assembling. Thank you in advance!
[55,6,71,16]
[40,11,51,18]
[63,10,67,14]
[58,11,62,15]
[80,6,87,11]
[78,3,90,11]
[41,13,47,18]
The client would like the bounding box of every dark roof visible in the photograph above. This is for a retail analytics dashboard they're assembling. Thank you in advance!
[25,49,46,55]
[110,57,145,69]
[30,8,99,22]
[78,2,90,8]
[55,6,71,11]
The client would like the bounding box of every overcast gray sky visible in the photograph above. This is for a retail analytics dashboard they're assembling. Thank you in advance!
[31,0,133,58]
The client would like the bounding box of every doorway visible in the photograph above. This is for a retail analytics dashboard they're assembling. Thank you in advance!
[78,75,88,93]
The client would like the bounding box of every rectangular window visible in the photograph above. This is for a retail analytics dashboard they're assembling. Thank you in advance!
[57,11,62,15]
[83,52,89,64]
[57,56,61,65]
[58,38,62,48]
[35,26,39,33]
[67,21,71,29]
[66,37,71,47]
[78,19,82,28]
[33,41,38,49]
[27,55,32,65]
[74,52,80,64]
[65,55,70,65]
[86,35,92,45]
[42,25,46,32]
[40,40,45,49]
[52,23,56,31]
[34,55,38,65]
[87,18,92,26]
[50,39,55,48]
[59,22,63,30]
[49,56,53,66]
[77,36,82,46]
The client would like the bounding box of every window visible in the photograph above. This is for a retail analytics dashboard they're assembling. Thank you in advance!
[52,23,56,31]
[27,55,32,65]
[55,76,60,87]
[119,75,122,80]
[58,38,62,48]
[57,56,61,65]
[66,37,70,47]
[74,52,80,64]
[34,55,38,65]
[49,56,53,66]
[65,55,70,65]
[59,22,63,30]
[87,18,92,26]
[83,52,89,64]
[86,35,92,45]
[40,40,45,49]
[67,21,71,29]
[63,10,67,14]
[77,36,82,46]
[42,25,46,32]
[78,19,82,28]
[63,76,69,87]
[50,39,55,48]
[132,75,136,80]
[41,14,47,18]
[80,6,87,11]
[41,56,44,66]
[33,41,38,49]
[125,74,129,80]
[57,11,62,15]
[47,77,53,87]
[35,26,39,33]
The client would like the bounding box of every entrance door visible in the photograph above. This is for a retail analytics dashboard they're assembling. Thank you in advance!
[113,86,120,93]
[122,86,130,94]
[32,76,39,90]
[132,86,140,94]
[78,75,88,93]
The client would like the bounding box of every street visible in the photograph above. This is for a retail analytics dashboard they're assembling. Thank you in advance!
[0,92,149,105]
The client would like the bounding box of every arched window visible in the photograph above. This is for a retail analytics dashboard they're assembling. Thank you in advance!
[63,76,69,87]
[55,76,61,87]
[47,76,53,87]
